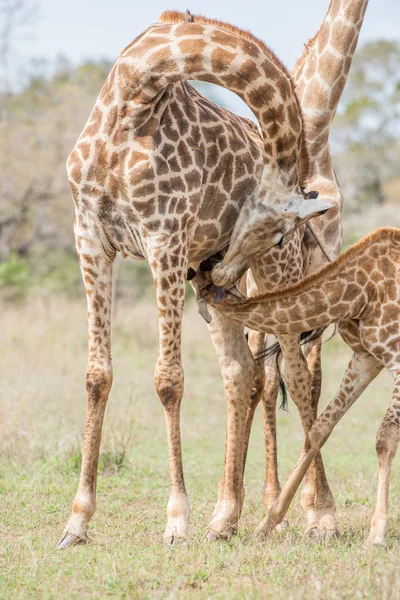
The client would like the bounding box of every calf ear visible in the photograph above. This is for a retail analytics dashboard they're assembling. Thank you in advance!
[226,286,245,304]
[283,197,334,221]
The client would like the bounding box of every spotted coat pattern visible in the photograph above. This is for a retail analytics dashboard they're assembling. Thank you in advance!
[198,227,400,545]
[58,13,323,549]
[232,0,369,540]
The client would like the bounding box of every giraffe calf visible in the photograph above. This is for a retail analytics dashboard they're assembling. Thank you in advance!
[195,227,400,545]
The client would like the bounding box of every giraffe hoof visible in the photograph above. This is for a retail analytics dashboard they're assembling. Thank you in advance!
[305,526,319,540]
[255,518,274,539]
[205,529,219,542]
[314,527,340,542]
[56,533,88,550]
[373,540,386,548]
[366,534,387,548]
[163,535,187,550]
[275,518,289,533]
[306,527,340,542]
[205,526,236,542]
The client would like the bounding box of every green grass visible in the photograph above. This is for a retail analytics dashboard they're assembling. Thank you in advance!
[1,295,400,599]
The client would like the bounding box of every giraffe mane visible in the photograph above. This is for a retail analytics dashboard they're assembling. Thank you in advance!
[292,33,318,81]
[159,10,290,82]
[292,0,334,80]
[243,227,400,306]
[159,10,310,187]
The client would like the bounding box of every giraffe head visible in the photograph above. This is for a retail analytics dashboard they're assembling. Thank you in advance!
[211,181,333,289]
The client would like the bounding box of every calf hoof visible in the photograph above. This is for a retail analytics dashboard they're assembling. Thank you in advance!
[56,533,88,550]
[365,538,386,549]
[256,516,276,539]
[256,501,283,539]
[367,517,389,547]
[163,534,187,550]
[275,518,289,533]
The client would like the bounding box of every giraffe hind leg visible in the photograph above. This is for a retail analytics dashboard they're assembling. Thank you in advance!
[58,227,114,549]
[246,332,285,513]
[257,351,383,538]
[146,238,190,548]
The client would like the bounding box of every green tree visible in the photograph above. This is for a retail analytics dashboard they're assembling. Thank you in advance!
[333,40,400,208]
[0,58,111,262]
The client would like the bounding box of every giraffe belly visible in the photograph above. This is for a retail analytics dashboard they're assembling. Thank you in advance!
[97,206,146,260]
[108,224,145,260]
[188,227,232,264]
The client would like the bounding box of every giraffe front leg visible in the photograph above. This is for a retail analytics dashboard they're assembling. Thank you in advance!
[147,240,189,548]
[257,352,383,537]
[58,231,114,549]
[368,372,400,546]
[156,358,189,548]
[300,336,322,532]
[247,332,289,533]
[206,308,255,540]
[241,330,266,476]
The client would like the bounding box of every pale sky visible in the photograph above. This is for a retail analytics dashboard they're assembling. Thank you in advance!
[25,0,400,66]
[14,0,400,117]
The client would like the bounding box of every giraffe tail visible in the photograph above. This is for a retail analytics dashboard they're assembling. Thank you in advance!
[254,327,328,410]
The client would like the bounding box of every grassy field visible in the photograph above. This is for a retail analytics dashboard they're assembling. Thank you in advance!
[1,293,400,599]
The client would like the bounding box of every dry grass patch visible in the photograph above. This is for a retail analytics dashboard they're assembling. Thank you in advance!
[1,295,400,598]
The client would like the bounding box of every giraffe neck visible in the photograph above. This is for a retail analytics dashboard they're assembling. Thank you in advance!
[109,19,308,190]
[293,0,368,174]
[202,228,400,335]
[210,271,349,335]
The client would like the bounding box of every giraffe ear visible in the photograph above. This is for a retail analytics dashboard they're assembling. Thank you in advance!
[283,197,334,222]
[214,286,226,304]
[304,190,319,200]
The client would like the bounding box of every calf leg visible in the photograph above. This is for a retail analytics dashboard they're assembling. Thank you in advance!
[368,372,400,545]
[233,330,285,523]
[300,336,337,537]
[279,335,337,537]
[257,352,383,536]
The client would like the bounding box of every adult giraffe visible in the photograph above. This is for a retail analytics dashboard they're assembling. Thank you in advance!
[200,0,369,542]
[58,16,329,549]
